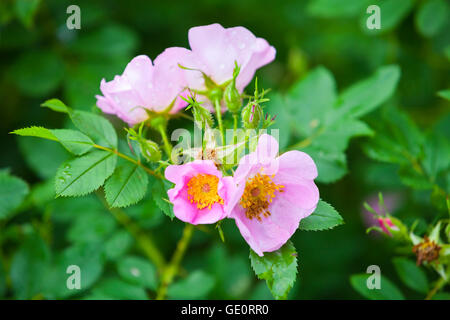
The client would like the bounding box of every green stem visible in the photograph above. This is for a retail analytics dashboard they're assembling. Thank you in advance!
[233,113,239,163]
[96,192,166,271]
[425,277,447,300]
[92,144,161,178]
[214,99,225,146]
[156,224,195,300]
[157,124,173,159]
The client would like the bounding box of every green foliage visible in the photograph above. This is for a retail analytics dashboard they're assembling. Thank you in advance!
[10,50,64,97]
[350,274,405,300]
[70,110,118,148]
[151,178,175,219]
[0,170,29,219]
[415,0,448,37]
[55,150,117,197]
[249,241,297,300]
[168,270,215,299]
[10,233,51,299]
[363,106,449,193]
[44,243,105,299]
[12,127,94,155]
[104,161,149,208]
[89,278,147,300]
[362,0,415,35]
[392,257,429,293]
[273,65,399,183]
[41,98,71,114]
[14,0,41,28]
[117,256,158,290]
[299,200,344,231]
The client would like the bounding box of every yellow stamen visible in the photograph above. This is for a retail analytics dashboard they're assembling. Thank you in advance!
[187,173,224,209]
[240,172,284,221]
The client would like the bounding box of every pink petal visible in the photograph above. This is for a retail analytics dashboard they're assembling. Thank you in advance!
[232,206,291,257]
[276,150,318,181]
[151,47,191,111]
[236,38,276,92]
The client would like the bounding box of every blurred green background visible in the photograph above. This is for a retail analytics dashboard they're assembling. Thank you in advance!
[0,0,449,299]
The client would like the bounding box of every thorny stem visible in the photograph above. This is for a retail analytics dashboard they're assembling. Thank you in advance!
[156,223,195,300]
[214,98,225,146]
[96,192,166,271]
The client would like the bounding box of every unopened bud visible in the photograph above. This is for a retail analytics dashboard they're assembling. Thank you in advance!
[140,139,161,162]
[242,103,262,129]
[224,80,241,113]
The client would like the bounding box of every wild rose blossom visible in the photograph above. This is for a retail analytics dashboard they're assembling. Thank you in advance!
[227,134,319,256]
[177,23,276,109]
[96,47,190,125]
[165,160,235,225]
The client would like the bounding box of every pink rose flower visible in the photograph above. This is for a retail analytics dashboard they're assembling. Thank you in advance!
[227,134,319,256]
[96,48,190,125]
[165,160,236,225]
[179,23,276,93]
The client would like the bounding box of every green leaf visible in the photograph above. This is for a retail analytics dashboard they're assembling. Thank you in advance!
[10,233,51,299]
[303,146,348,183]
[55,150,117,197]
[70,110,118,148]
[288,66,337,136]
[392,257,429,293]
[14,0,41,28]
[11,126,57,141]
[249,241,297,300]
[362,0,415,35]
[265,94,291,150]
[12,127,94,155]
[152,178,174,219]
[10,50,64,97]
[41,98,70,114]
[416,0,448,37]
[336,65,401,118]
[362,107,436,191]
[104,161,148,208]
[168,270,215,299]
[307,0,369,18]
[0,170,29,219]
[299,200,344,231]
[438,89,450,100]
[350,274,404,300]
[91,278,147,300]
[43,243,104,299]
[50,129,94,155]
[104,230,133,261]
[67,210,116,244]
[286,66,398,183]
[117,256,157,290]
[18,137,70,180]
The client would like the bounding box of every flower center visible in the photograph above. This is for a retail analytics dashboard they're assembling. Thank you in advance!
[240,173,284,221]
[187,173,223,210]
